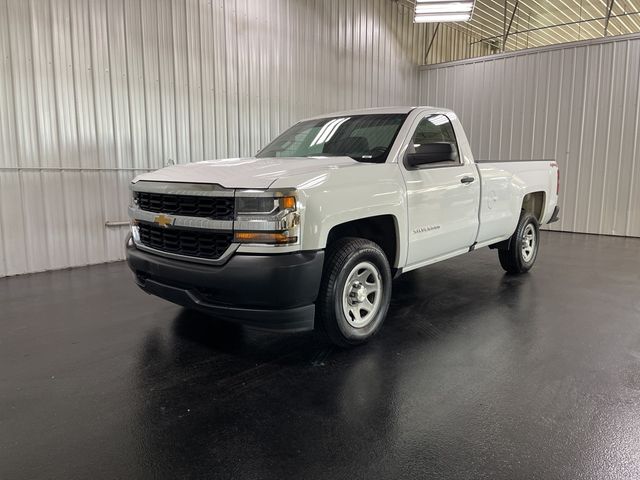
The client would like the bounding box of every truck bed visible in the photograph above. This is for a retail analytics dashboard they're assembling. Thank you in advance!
[474,160,559,247]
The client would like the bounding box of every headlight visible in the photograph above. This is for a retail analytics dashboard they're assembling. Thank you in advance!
[236,197,278,215]
[234,191,299,245]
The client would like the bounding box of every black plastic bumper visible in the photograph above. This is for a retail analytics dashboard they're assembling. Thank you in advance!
[547,205,560,224]
[126,242,324,332]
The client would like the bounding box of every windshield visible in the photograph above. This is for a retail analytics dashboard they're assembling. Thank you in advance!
[256,114,408,163]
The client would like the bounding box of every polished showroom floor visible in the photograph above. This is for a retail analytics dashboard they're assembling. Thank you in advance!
[2,231,640,479]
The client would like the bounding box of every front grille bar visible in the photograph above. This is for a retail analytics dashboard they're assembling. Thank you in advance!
[128,207,232,231]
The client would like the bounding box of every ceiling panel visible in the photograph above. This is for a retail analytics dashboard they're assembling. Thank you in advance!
[411,0,640,62]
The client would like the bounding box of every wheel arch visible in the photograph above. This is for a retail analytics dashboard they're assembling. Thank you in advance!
[325,215,400,269]
[490,197,543,251]
[521,191,546,223]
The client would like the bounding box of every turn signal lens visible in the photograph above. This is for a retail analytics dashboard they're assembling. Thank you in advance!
[280,196,296,210]
[234,231,298,244]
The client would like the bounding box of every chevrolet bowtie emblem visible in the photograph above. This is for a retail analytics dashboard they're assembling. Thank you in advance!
[153,214,175,228]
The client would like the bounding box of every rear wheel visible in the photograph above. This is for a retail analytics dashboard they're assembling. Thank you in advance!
[316,238,392,347]
[498,213,540,274]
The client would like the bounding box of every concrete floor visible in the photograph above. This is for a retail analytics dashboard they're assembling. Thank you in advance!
[2,231,640,479]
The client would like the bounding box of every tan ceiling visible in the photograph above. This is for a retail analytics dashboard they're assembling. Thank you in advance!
[413,0,640,53]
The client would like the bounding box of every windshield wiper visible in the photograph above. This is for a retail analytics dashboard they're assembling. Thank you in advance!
[306,154,361,161]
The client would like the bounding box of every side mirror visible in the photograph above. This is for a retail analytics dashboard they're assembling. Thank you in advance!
[405,142,457,168]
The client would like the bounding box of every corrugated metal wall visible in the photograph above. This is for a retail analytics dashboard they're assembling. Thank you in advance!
[0,0,440,277]
[3,0,616,277]
[419,35,640,238]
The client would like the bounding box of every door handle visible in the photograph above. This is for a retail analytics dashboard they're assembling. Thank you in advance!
[460,176,475,184]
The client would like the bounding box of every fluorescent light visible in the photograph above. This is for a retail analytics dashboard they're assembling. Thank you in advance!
[415,3,473,14]
[414,13,471,23]
[414,0,475,23]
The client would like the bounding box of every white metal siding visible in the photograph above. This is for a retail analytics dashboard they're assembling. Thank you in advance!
[0,0,442,277]
[4,1,630,277]
[419,35,640,238]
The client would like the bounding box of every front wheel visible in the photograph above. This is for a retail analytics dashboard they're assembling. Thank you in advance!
[498,213,540,274]
[316,238,392,347]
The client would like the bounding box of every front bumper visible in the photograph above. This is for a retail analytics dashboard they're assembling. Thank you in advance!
[126,241,324,332]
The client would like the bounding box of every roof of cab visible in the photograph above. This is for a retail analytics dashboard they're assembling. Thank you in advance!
[300,106,453,122]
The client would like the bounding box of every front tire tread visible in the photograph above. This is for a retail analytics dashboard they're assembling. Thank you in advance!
[316,237,391,347]
[498,213,540,274]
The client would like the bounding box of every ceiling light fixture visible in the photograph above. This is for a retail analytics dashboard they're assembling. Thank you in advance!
[415,3,473,14]
[414,1,476,23]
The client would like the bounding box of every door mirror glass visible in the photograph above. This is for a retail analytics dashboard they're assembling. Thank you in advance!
[406,142,457,168]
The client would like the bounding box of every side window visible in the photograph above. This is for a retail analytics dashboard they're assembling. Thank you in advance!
[407,114,460,166]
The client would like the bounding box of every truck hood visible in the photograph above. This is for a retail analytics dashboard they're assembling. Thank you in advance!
[132,156,359,189]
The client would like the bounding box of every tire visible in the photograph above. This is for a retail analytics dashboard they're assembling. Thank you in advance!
[498,213,540,274]
[316,237,392,347]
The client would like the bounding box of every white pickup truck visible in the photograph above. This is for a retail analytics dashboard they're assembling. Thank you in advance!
[126,107,560,346]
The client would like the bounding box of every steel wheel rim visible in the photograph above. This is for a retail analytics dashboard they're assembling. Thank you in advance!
[342,261,382,328]
[521,223,536,262]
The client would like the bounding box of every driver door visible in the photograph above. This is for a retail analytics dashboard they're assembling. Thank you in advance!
[401,114,480,266]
